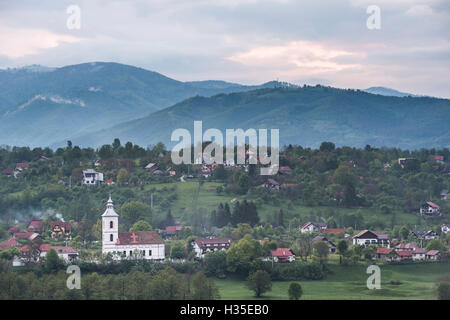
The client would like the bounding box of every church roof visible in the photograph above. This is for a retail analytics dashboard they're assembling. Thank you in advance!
[116,231,163,245]
[102,196,119,217]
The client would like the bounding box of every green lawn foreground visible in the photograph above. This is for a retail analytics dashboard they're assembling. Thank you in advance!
[214,262,450,300]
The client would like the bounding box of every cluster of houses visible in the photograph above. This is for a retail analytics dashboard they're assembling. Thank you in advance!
[375,244,439,262]
[6,219,72,241]
[0,218,77,266]
[2,200,448,266]
[13,244,79,266]
[145,163,176,177]
[296,222,447,263]
[1,163,29,178]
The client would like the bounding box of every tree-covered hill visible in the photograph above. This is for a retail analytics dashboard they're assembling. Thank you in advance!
[0,62,286,147]
[70,85,450,149]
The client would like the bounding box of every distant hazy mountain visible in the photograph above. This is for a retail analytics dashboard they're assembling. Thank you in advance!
[363,86,419,97]
[0,62,289,147]
[69,86,450,150]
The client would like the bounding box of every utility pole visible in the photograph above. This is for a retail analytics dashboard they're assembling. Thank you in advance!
[150,193,153,209]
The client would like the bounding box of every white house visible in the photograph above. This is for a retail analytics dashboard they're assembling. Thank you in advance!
[300,222,327,233]
[411,229,439,241]
[426,250,440,260]
[419,202,441,216]
[352,230,390,248]
[13,243,79,266]
[101,196,165,260]
[82,169,104,185]
[53,246,79,262]
[441,224,450,235]
[192,238,231,258]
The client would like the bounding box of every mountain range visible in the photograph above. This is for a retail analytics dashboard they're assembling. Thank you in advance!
[0,62,286,147]
[0,62,448,150]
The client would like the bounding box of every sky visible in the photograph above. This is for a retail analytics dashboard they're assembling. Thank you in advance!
[0,0,449,97]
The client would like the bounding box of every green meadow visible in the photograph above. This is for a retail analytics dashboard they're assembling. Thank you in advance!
[144,181,419,226]
[215,262,450,300]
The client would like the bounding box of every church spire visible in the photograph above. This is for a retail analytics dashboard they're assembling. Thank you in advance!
[107,194,113,208]
[102,195,119,217]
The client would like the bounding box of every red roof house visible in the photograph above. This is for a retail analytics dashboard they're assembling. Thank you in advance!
[27,220,44,233]
[270,248,295,262]
[14,232,40,241]
[7,226,24,234]
[322,228,346,235]
[0,238,20,250]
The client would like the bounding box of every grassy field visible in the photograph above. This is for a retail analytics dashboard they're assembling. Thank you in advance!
[144,180,420,226]
[214,262,450,300]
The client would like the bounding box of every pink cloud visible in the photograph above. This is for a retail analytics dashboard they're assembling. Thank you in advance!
[0,25,82,59]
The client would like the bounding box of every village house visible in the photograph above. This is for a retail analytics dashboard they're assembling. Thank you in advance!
[411,229,439,241]
[441,224,450,235]
[412,248,426,261]
[278,166,292,175]
[300,221,327,233]
[7,226,24,236]
[15,163,29,171]
[440,190,450,201]
[376,246,425,262]
[430,155,445,164]
[375,248,395,261]
[50,221,72,240]
[160,225,192,239]
[397,158,415,168]
[443,163,450,175]
[261,179,280,191]
[166,167,177,176]
[268,248,295,263]
[152,169,165,176]
[352,230,390,248]
[419,201,441,217]
[426,250,440,260]
[27,220,44,233]
[82,169,104,185]
[395,250,413,261]
[2,168,16,177]
[0,238,20,250]
[13,232,40,241]
[394,243,426,261]
[101,196,165,261]
[192,238,231,259]
[53,246,79,262]
[13,243,79,266]
[322,228,348,237]
[106,178,115,185]
[311,235,336,253]
[144,163,157,170]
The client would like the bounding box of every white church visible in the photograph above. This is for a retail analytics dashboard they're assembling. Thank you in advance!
[102,196,165,260]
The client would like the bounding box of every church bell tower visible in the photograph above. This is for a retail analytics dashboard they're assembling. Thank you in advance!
[102,195,119,253]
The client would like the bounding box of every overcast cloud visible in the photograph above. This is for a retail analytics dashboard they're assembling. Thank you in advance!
[0,0,449,97]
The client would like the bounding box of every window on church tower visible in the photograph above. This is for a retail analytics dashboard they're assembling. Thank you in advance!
[110,221,114,229]
[149,250,152,256]
[110,234,113,242]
